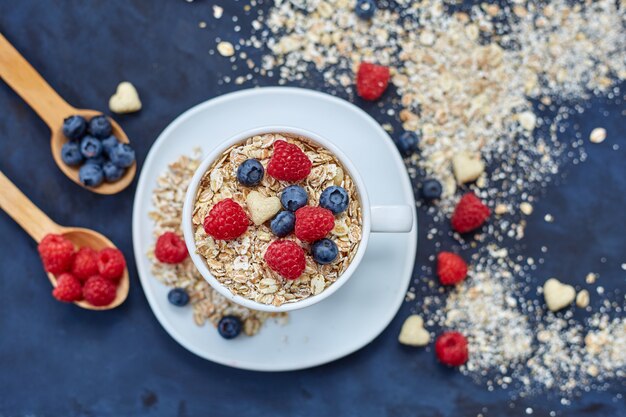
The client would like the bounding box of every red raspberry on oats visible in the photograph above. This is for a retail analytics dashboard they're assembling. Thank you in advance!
[97,248,126,281]
[155,232,188,264]
[435,331,469,367]
[294,206,335,243]
[52,273,83,302]
[356,62,390,101]
[264,240,306,280]
[266,140,312,182]
[82,275,117,306]
[203,199,249,241]
[437,252,468,286]
[451,193,491,233]
[71,247,99,281]
[38,234,75,274]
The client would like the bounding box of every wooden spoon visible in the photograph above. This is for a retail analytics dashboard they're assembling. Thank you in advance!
[0,33,136,195]
[0,171,129,310]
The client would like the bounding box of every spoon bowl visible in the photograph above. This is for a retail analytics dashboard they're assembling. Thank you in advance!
[0,171,129,310]
[0,33,135,195]
[50,109,136,195]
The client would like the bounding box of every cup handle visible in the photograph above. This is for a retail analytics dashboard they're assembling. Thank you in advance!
[371,205,414,233]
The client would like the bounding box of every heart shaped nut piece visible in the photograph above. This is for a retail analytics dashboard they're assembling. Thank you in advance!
[452,152,485,184]
[246,191,282,225]
[398,315,430,347]
[543,278,576,312]
[109,81,142,114]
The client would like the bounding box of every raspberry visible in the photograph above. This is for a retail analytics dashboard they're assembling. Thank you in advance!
[38,234,75,274]
[451,193,491,233]
[203,199,249,241]
[294,206,335,243]
[437,252,468,285]
[97,248,126,281]
[83,275,117,306]
[71,247,99,281]
[155,232,188,264]
[435,332,469,367]
[356,62,390,101]
[52,273,83,302]
[266,140,312,182]
[264,240,306,280]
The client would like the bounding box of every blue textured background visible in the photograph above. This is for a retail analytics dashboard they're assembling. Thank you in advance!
[0,1,624,416]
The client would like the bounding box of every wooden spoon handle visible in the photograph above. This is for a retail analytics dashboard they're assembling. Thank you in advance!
[0,33,74,129]
[0,171,62,242]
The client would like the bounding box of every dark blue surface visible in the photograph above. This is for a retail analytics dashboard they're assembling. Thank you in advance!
[0,2,624,416]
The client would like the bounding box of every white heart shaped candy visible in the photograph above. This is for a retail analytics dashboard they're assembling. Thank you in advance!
[452,152,485,184]
[246,191,281,226]
[109,81,142,114]
[398,315,430,347]
[543,278,576,312]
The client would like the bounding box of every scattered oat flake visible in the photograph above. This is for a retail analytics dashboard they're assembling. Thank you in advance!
[589,128,607,143]
[217,41,235,57]
[213,5,223,19]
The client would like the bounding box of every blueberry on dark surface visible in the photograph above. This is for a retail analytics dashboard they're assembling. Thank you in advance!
[103,161,125,182]
[319,186,349,215]
[167,288,189,307]
[79,163,104,187]
[85,155,106,167]
[80,136,103,159]
[217,316,242,339]
[60,142,83,166]
[88,115,112,138]
[62,115,87,141]
[270,211,296,237]
[109,143,136,168]
[355,0,376,20]
[311,238,338,265]
[395,131,419,156]
[236,158,264,186]
[280,185,308,212]
[101,135,119,157]
[421,178,442,201]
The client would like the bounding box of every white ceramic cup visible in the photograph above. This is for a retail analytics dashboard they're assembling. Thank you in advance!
[182,126,414,312]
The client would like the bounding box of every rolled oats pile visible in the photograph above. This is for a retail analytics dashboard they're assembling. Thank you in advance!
[191,133,362,307]
[148,150,285,336]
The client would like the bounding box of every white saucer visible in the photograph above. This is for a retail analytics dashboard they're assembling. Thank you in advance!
[132,87,417,371]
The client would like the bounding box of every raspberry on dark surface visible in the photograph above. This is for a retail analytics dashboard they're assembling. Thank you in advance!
[437,252,468,285]
[264,240,306,280]
[356,62,390,101]
[451,193,491,233]
[155,232,188,264]
[52,273,83,303]
[203,199,249,241]
[294,206,335,243]
[82,275,117,307]
[71,247,99,281]
[38,234,75,274]
[266,140,312,182]
[435,331,469,367]
[97,248,126,281]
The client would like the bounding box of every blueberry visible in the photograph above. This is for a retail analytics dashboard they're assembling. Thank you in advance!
[311,239,338,265]
[109,143,136,168]
[167,288,189,307]
[62,115,87,140]
[395,131,419,156]
[103,161,125,182]
[101,135,119,157]
[85,155,106,167]
[280,185,308,212]
[79,163,104,187]
[355,0,376,20]
[319,186,349,214]
[421,179,442,201]
[80,135,103,159]
[270,211,296,237]
[88,115,112,138]
[60,142,83,166]
[217,316,242,339]
[236,158,264,186]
